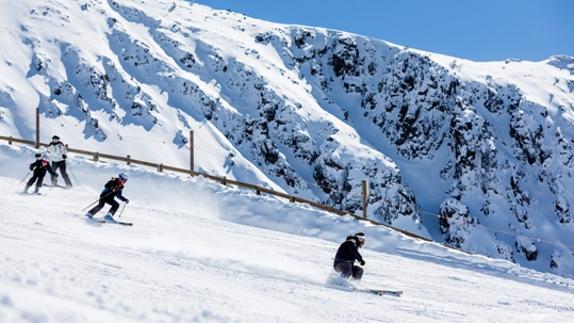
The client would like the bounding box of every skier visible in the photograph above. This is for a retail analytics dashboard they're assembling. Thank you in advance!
[24,152,58,194]
[85,173,130,222]
[46,135,72,187]
[333,232,366,281]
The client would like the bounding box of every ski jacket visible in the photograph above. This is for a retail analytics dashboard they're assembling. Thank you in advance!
[101,178,128,202]
[29,159,57,177]
[46,142,68,162]
[334,238,364,265]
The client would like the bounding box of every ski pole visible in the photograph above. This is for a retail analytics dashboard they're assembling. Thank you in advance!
[68,163,80,186]
[82,198,101,211]
[118,203,128,218]
[18,171,31,185]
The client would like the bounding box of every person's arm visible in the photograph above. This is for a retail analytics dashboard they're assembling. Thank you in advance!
[46,144,54,156]
[61,143,68,159]
[29,161,37,171]
[346,243,364,263]
[116,189,129,203]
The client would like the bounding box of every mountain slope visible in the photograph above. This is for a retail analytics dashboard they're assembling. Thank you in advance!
[0,0,573,276]
[1,145,574,322]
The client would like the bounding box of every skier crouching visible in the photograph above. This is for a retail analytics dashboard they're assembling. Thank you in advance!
[25,152,58,194]
[333,232,366,280]
[86,173,129,221]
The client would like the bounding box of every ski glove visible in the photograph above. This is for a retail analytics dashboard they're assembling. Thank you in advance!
[62,154,67,159]
[359,260,365,266]
[124,198,129,204]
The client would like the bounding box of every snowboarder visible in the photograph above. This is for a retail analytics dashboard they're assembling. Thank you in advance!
[85,173,130,222]
[24,152,58,194]
[46,135,72,187]
[333,232,366,280]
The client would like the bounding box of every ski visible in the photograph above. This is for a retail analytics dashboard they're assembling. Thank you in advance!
[329,283,403,297]
[85,216,133,226]
[102,216,133,226]
[86,217,106,224]
[20,191,43,195]
[44,184,70,189]
[114,221,133,226]
[359,289,403,297]
[104,216,133,226]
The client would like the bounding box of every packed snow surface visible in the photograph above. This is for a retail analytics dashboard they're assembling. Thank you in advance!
[1,145,573,322]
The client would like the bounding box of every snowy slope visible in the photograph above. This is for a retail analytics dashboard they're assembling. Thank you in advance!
[1,145,574,322]
[0,0,573,276]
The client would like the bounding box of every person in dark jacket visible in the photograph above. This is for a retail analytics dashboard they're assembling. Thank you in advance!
[46,135,72,187]
[333,232,366,280]
[24,153,58,194]
[85,173,130,221]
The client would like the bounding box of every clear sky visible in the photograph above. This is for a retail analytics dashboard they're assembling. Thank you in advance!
[194,0,573,62]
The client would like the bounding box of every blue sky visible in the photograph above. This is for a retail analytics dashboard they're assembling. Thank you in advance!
[195,0,573,62]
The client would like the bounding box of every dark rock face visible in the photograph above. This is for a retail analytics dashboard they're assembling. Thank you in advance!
[275,28,573,273]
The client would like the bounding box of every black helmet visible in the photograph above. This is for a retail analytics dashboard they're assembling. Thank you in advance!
[52,135,60,140]
[354,232,365,247]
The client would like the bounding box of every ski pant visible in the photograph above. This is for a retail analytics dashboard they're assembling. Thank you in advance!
[51,160,72,187]
[25,173,45,192]
[88,195,119,216]
[334,261,363,280]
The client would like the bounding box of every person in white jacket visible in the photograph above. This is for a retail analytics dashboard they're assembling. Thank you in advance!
[46,135,72,187]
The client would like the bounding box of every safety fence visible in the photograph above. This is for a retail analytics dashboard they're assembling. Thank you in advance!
[0,134,436,244]
[8,133,574,256]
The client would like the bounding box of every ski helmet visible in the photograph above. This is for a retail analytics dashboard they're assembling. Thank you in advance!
[118,173,128,182]
[34,152,42,159]
[354,232,365,247]
[52,135,60,140]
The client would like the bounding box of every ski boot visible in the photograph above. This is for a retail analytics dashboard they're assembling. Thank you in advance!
[103,213,115,223]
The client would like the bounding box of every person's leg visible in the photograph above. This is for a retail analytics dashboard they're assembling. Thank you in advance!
[334,262,353,278]
[25,175,37,192]
[50,162,59,185]
[34,175,45,193]
[59,161,72,187]
[88,199,106,216]
[107,199,120,215]
[351,265,363,280]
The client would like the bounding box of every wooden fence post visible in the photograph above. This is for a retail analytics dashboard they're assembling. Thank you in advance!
[189,130,194,176]
[35,107,40,149]
[158,163,164,172]
[362,180,369,219]
[126,155,131,165]
[8,136,13,145]
[222,176,227,185]
[93,152,99,161]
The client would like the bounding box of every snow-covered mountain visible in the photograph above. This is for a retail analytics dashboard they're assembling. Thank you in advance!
[0,0,573,277]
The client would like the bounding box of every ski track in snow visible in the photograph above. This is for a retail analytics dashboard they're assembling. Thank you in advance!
[1,147,574,322]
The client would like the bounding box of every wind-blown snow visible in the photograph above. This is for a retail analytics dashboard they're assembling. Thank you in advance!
[1,0,573,276]
[1,145,574,322]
